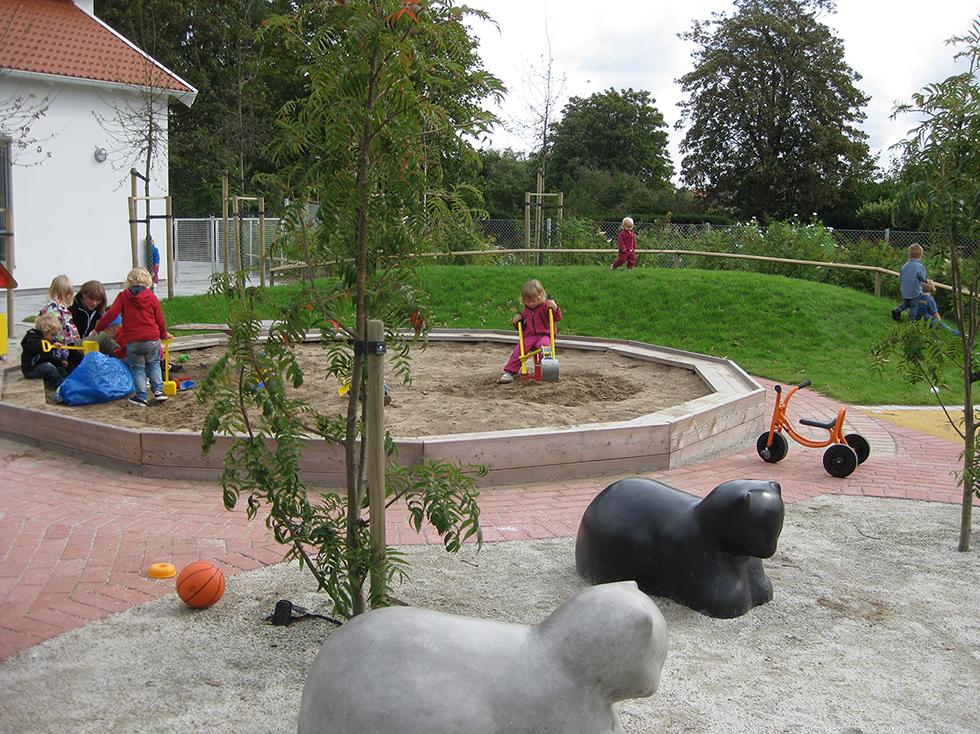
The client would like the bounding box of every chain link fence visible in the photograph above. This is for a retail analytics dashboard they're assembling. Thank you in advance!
[173,217,280,275]
[477,218,973,262]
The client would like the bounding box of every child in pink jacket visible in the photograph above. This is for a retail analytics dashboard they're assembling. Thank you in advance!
[497,279,562,384]
[611,217,637,270]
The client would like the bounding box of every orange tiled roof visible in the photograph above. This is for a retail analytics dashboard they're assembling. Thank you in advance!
[0,0,195,97]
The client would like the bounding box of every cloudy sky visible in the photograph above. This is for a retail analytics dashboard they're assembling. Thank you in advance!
[462,0,978,178]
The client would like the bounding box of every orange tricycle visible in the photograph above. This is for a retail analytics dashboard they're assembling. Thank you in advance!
[756,379,870,478]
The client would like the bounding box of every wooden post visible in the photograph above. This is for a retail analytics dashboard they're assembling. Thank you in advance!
[524,192,531,254]
[366,319,387,606]
[557,192,564,250]
[673,253,681,269]
[4,203,13,338]
[222,173,230,278]
[128,196,138,268]
[165,195,174,300]
[130,170,139,268]
[534,169,544,265]
[232,195,241,286]
[874,270,881,298]
[258,196,266,288]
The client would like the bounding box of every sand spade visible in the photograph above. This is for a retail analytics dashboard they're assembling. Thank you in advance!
[41,339,99,355]
[540,308,559,382]
[163,339,178,396]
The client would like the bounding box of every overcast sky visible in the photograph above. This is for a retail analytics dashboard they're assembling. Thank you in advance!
[462,0,978,178]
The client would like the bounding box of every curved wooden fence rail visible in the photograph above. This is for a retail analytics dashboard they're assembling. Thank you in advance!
[269,248,913,297]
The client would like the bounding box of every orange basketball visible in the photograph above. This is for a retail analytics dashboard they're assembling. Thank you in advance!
[176,561,225,609]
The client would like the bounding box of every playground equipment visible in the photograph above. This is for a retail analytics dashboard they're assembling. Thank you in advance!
[756,380,870,478]
[540,309,559,382]
[41,339,99,354]
[162,340,178,396]
[516,309,560,383]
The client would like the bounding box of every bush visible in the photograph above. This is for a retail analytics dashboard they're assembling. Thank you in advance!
[554,216,614,266]
[742,221,837,281]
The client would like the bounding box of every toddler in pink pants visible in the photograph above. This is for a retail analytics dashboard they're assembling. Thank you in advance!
[497,279,562,384]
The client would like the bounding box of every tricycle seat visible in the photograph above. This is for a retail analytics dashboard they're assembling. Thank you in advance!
[799,416,836,430]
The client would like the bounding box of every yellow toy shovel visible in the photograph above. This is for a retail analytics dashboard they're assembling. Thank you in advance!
[41,339,99,354]
[163,339,178,396]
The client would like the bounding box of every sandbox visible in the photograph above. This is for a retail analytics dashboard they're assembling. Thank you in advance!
[0,330,764,485]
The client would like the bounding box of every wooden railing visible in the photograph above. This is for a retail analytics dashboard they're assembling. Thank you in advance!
[269,248,917,297]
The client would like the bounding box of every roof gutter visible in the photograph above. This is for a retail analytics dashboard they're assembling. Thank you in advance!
[1,68,197,108]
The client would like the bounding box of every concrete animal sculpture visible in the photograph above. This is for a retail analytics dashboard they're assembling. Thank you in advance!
[576,477,784,618]
[297,581,668,734]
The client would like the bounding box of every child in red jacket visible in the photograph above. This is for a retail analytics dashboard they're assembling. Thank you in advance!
[96,268,171,406]
[497,279,562,384]
[611,217,637,270]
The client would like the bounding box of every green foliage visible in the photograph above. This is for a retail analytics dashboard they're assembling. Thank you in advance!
[554,217,613,265]
[677,0,875,223]
[549,88,673,196]
[477,148,534,218]
[200,1,502,616]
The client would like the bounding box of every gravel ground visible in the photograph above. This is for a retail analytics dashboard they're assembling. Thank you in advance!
[0,495,978,733]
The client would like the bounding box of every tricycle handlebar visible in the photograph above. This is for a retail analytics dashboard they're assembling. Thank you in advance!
[798,380,811,389]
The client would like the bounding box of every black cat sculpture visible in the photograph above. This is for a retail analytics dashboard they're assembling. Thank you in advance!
[575,477,785,618]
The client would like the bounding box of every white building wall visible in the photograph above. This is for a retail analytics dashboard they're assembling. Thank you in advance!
[2,75,170,291]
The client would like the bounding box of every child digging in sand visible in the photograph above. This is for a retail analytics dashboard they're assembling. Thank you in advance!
[497,279,562,384]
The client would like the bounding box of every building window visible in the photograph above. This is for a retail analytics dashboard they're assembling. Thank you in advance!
[0,137,10,269]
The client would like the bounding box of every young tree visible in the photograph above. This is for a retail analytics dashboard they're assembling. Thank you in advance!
[201,0,503,617]
[677,0,874,223]
[873,18,980,552]
[548,88,672,193]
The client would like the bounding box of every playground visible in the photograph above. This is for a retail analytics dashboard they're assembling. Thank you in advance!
[0,440,975,732]
[0,340,709,436]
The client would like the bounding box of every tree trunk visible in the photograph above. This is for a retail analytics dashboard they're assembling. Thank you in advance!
[343,45,381,616]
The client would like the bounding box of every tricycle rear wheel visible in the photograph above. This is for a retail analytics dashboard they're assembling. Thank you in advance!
[844,433,870,464]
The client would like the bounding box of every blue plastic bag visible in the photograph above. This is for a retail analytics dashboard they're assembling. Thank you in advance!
[56,352,135,406]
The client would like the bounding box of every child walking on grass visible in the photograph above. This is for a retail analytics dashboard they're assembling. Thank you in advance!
[892,243,927,321]
[611,217,637,270]
[497,279,562,384]
[96,268,171,406]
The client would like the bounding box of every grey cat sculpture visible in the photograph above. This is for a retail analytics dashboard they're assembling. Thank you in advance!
[575,477,784,618]
[297,581,668,734]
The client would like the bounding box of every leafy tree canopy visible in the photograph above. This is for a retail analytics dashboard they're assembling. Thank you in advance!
[677,0,875,223]
[548,88,673,191]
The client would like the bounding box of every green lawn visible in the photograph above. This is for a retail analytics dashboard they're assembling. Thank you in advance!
[161,265,962,406]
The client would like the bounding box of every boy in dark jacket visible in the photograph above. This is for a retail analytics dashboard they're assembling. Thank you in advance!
[21,312,69,389]
[96,268,171,406]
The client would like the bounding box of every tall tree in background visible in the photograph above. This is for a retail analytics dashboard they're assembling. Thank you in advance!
[677,0,874,223]
[547,88,672,217]
[96,0,298,214]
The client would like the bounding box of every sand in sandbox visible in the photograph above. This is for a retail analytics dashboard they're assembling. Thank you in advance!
[1,341,709,437]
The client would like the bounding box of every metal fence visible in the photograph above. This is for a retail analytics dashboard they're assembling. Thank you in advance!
[477,218,971,259]
[173,217,280,274]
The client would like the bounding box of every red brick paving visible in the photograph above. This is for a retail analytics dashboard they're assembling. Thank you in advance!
[0,379,972,659]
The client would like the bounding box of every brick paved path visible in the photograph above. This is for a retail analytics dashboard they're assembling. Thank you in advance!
[0,379,968,659]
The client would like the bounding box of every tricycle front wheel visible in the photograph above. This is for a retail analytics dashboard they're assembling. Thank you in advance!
[756,432,788,463]
[823,444,858,478]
